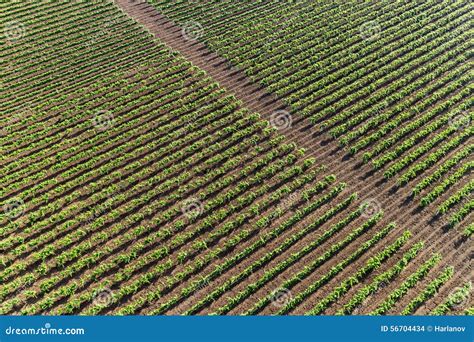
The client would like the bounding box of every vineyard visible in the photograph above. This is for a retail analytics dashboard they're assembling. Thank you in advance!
[0,0,472,316]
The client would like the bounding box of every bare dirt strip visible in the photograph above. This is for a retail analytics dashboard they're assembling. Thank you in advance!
[114,0,472,314]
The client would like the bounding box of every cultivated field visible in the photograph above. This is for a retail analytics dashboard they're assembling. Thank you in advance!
[0,0,472,315]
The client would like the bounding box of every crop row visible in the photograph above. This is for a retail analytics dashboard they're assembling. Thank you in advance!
[369,253,442,315]
[401,266,454,315]
[305,232,415,315]
[336,242,425,315]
